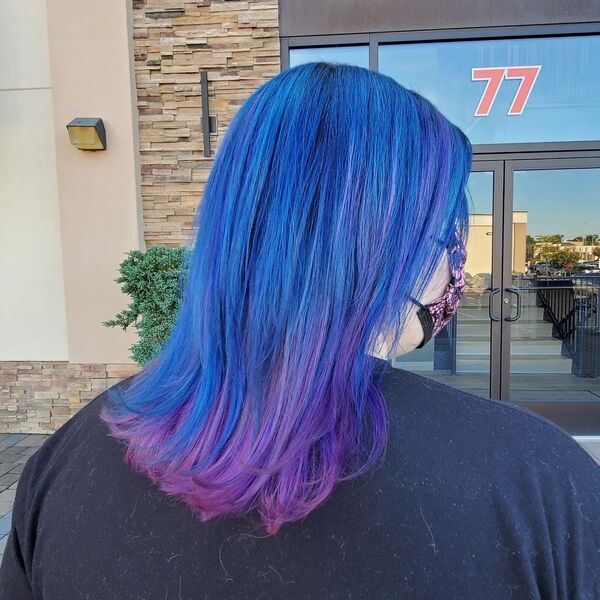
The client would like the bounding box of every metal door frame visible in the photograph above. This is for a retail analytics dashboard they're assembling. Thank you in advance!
[498,152,600,429]
[471,154,600,398]
[469,161,505,400]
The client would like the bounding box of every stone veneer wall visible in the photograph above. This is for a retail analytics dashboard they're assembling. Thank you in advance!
[0,363,140,433]
[0,1,281,433]
[134,0,280,246]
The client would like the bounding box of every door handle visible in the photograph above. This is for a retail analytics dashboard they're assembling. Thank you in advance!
[504,287,521,322]
[487,287,501,322]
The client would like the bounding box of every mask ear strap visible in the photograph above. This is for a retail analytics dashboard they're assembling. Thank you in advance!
[410,297,427,310]
[412,301,434,349]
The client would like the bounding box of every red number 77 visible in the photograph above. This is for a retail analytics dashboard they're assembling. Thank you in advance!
[472,66,541,117]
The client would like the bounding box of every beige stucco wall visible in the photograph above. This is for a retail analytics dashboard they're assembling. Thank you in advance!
[512,212,528,274]
[465,214,493,277]
[0,0,69,361]
[46,0,144,364]
[466,212,528,277]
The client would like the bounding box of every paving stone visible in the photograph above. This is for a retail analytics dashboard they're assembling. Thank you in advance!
[0,490,16,504]
[0,434,25,442]
[15,435,47,448]
[0,464,17,478]
[0,432,51,518]
[0,449,26,461]
[17,447,41,458]
[0,513,12,536]
[0,473,20,491]
[0,434,27,450]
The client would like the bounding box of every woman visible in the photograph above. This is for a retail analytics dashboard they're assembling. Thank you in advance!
[1,62,598,599]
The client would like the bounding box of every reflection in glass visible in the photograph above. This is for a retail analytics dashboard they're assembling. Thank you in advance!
[513,169,600,277]
[509,169,600,432]
[379,35,600,145]
[392,171,493,399]
[289,46,369,69]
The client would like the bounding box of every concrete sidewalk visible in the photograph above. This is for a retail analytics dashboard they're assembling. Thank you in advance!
[0,434,50,562]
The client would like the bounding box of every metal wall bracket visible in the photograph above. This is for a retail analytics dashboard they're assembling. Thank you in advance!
[200,71,217,157]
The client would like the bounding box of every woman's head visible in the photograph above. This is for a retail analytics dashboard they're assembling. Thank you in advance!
[101,61,472,534]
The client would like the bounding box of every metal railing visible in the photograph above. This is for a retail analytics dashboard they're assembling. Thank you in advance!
[512,274,600,377]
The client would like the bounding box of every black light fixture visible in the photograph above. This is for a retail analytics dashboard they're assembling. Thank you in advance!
[200,71,217,157]
[66,117,106,150]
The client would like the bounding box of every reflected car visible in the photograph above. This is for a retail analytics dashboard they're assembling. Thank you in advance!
[533,262,561,276]
[465,272,492,295]
[573,262,600,274]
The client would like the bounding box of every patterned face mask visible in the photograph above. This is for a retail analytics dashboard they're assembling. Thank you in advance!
[409,231,467,349]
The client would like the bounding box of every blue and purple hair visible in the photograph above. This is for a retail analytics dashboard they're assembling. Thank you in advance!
[101,62,472,534]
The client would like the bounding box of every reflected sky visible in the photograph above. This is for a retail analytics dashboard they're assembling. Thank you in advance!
[379,36,600,145]
[466,171,493,215]
[289,37,600,144]
[514,169,600,239]
[466,169,599,239]
[287,45,599,241]
[289,46,369,69]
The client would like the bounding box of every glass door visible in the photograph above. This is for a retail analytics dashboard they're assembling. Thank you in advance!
[502,159,600,435]
[392,161,504,400]
[392,156,600,438]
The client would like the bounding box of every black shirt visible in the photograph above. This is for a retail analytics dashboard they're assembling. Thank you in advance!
[1,360,599,599]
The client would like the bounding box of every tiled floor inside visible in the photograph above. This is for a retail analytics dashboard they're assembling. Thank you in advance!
[0,434,50,562]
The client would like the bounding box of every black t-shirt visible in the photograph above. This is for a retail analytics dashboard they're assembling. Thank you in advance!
[1,359,599,599]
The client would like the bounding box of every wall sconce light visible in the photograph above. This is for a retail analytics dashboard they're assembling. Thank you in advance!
[66,117,106,150]
[200,71,217,157]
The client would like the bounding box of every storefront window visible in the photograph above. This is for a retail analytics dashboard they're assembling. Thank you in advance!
[289,45,369,69]
[379,35,600,145]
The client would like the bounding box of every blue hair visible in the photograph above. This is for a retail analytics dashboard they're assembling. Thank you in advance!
[101,62,472,534]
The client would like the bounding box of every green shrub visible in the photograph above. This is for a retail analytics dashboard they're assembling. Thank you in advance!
[103,246,189,366]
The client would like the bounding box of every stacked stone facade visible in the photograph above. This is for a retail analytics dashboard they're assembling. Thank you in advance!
[0,363,140,433]
[134,0,280,246]
[0,0,281,433]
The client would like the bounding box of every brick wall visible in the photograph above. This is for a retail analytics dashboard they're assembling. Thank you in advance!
[0,0,281,434]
